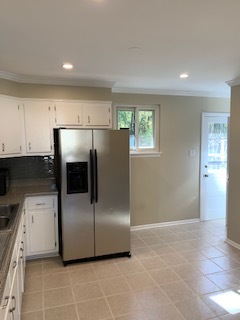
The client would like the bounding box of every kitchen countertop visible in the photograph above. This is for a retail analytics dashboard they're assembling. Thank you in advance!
[0,179,58,302]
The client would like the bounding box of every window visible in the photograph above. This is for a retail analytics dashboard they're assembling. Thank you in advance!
[115,105,160,154]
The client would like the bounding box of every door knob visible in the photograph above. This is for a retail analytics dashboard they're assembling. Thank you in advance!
[204,174,209,177]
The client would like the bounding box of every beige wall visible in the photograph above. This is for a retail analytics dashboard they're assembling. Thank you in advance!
[227,85,240,244]
[0,78,230,226]
[113,94,230,226]
[0,78,112,101]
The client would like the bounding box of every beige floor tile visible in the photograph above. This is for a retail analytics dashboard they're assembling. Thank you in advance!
[45,304,78,320]
[134,229,156,238]
[43,272,70,290]
[220,314,240,319]
[142,236,164,246]
[22,292,43,313]
[171,263,203,279]
[200,292,228,317]
[42,259,67,275]
[206,271,240,290]
[184,275,220,295]
[93,263,121,279]
[131,247,156,259]
[211,256,240,271]
[69,268,97,285]
[145,304,184,320]
[76,297,112,320]
[25,263,43,278]
[158,234,182,243]
[174,297,215,320]
[135,286,171,309]
[125,272,156,291]
[99,276,131,296]
[151,244,175,255]
[149,267,179,285]
[160,252,188,266]
[22,220,234,320]
[21,310,43,320]
[178,249,207,262]
[114,309,149,320]
[117,259,145,274]
[193,259,224,275]
[106,292,142,317]
[131,238,148,249]
[140,256,167,271]
[24,275,43,293]
[72,281,104,302]
[169,240,195,251]
[200,247,225,259]
[44,287,74,308]
[160,280,196,303]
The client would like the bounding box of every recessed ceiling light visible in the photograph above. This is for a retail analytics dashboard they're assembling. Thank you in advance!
[62,63,73,70]
[128,46,141,52]
[180,73,189,78]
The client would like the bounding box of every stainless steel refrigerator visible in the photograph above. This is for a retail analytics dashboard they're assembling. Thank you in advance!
[55,128,130,265]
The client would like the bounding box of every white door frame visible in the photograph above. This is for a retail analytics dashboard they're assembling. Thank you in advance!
[200,112,230,221]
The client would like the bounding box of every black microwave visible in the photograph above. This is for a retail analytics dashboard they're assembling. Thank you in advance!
[0,168,10,195]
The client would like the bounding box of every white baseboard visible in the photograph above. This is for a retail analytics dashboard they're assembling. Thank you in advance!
[225,238,240,250]
[131,218,200,231]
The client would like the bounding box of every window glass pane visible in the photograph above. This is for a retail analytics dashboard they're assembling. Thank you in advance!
[138,110,154,148]
[208,122,228,170]
[117,110,136,149]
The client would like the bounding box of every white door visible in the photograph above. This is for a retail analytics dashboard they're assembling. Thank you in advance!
[200,113,229,221]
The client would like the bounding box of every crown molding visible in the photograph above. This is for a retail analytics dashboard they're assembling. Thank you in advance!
[112,86,230,98]
[0,70,230,98]
[0,70,115,88]
[226,78,240,88]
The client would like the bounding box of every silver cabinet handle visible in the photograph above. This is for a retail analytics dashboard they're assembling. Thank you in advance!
[2,143,4,152]
[32,215,34,223]
[29,142,31,150]
[1,295,9,309]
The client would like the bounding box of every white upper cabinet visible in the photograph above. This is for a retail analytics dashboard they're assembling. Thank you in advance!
[82,101,112,127]
[23,101,53,154]
[0,98,22,156]
[54,101,83,127]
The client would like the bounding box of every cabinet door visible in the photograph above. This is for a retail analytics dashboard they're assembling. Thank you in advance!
[0,273,10,320]
[24,101,52,154]
[54,102,83,126]
[0,98,22,155]
[82,102,112,127]
[29,210,56,254]
[9,267,20,320]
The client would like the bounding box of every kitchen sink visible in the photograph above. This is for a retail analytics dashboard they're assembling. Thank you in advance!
[0,204,19,231]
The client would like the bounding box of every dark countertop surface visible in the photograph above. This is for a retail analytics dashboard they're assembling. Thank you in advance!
[0,179,58,302]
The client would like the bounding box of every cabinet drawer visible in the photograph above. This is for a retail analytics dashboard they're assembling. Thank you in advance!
[26,196,54,210]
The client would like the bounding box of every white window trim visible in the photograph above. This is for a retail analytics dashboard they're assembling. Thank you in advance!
[113,104,161,157]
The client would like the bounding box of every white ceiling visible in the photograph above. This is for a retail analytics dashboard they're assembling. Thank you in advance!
[1,0,240,97]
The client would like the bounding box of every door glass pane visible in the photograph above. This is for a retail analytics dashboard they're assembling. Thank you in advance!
[208,122,228,171]
[117,110,135,149]
[138,110,154,148]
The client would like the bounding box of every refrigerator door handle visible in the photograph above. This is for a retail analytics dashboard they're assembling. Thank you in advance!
[94,149,98,203]
[90,149,94,204]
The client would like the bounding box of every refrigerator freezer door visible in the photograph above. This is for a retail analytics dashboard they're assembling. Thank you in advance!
[93,129,130,256]
[59,129,94,261]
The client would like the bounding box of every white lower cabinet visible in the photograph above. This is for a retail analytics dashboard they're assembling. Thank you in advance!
[26,195,58,257]
[0,210,26,320]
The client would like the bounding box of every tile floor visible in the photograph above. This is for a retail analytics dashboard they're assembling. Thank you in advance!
[21,219,240,320]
